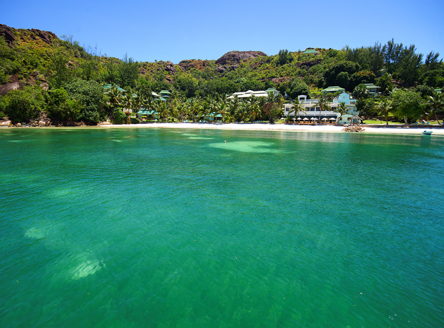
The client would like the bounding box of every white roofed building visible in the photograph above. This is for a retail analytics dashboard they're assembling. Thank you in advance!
[228,88,280,100]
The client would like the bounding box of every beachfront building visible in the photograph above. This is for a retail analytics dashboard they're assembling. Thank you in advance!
[227,88,280,100]
[283,92,359,124]
[322,86,345,95]
[363,83,380,97]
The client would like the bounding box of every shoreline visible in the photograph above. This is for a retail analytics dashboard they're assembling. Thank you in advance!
[96,122,444,135]
[2,122,443,135]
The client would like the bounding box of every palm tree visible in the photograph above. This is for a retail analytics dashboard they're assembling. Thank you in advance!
[141,94,154,111]
[235,102,248,122]
[131,93,142,119]
[175,97,187,122]
[169,98,179,122]
[287,99,307,123]
[208,96,219,123]
[264,92,284,123]
[121,94,134,124]
[199,98,211,122]
[247,95,262,123]
[228,95,240,119]
[336,102,351,123]
[315,94,332,122]
[218,101,227,123]
[189,97,200,122]
[104,85,124,121]
[152,100,167,122]
[427,92,444,125]
[374,97,393,126]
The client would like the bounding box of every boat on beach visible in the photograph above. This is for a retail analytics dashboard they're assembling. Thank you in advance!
[422,130,433,135]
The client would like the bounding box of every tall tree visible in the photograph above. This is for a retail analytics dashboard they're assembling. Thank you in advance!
[118,53,139,89]
[374,97,394,125]
[104,85,124,120]
[64,78,106,124]
[427,92,444,124]
[278,49,293,65]
[392,89,425,124]
[50,52,73,89]
[376,73,394,97]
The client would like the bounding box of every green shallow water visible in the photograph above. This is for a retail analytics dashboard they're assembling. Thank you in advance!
[0,128,443,327]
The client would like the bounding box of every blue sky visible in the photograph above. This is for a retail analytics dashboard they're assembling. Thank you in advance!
[2,0,443,63]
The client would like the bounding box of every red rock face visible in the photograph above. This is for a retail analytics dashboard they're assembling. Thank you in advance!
[178,59,210,72]
[296,59,322,68]
[215,51,267,66]
[0,24,16,47]
[28,28,57,45]
[0,24,57,47]
[165,61,177,74]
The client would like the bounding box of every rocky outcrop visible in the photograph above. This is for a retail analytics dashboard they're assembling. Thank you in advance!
[215,66,226,73]
[178,59,210,72]
[296,59,322,68]
[0,25,57,47]
[0,82,20,96]
[28,28,57,45]
[39,82,49,90]
[215,51,267,65]
[343,125,365,132]
[29,111,51,127]
[178,60,193,71]
[66,61,78,69]
[271,77,291,84]
[250,61,264,69]
[0,119,11,127]
[0,24,16,47]
[165,61,176,74]
[215,65,238,73]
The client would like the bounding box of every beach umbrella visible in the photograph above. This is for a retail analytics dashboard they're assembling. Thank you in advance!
[297,117,302,120]
[330,117,336,120]
[311,117,317,121]
[303,118,309,121]
[322,118,328,121]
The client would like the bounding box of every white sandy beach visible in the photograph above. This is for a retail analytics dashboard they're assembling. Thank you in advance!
[98,122,444,135]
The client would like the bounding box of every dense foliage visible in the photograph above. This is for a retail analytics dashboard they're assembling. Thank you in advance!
[0,25,442,124]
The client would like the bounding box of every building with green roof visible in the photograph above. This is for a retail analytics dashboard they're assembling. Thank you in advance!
[160,90,171,99]
[322,86,345,95]
[302,49,319,55]
[363,83,380,96]
[103,84,126,92]
[265,87,279,94]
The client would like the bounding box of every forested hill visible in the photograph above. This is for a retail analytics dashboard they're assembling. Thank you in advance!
[2,23,443,99]
[1,24,443,125]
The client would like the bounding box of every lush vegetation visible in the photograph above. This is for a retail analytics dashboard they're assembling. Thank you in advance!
[0,25,442,125]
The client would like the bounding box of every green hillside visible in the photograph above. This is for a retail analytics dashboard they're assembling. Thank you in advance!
[1,24,443,125]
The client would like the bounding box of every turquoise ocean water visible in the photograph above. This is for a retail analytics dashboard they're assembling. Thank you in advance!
[0,128,443,327]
